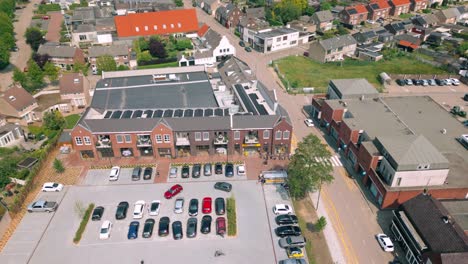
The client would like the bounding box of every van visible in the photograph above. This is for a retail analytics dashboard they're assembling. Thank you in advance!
[132,167,141,181]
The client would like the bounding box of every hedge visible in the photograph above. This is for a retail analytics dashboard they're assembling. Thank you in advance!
[137,57,177,66]
[73,203,95,244]
[227,197,237,236]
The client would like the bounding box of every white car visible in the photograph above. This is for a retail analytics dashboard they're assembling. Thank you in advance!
[445,79,453,85]
[450,78,460,86]
[109,166,120,181]
[174,198,184,214]
[149,200,161,216]
[133,200,146,219]
[376,234,394,252]
[41,182,63,192]
[169,167,177,178]
[304,119,314,127]
[99,220,112,240]
[237,165,246,176]
[273,204,293,215]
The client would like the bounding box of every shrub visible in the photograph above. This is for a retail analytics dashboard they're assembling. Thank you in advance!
[17,169,30,180]
[226,197,237,236]
[53,158,65,173]
[315,216,327,232]
[73,203,95,243]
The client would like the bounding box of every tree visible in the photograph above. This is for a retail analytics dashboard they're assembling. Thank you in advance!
[73,62,88,75]
[25,27,45,51]
[117,64,129,71]
[32,53,50,69]
[174,0,183,6]
[44,62,59,82]
[320,2,332,11]
[96,55,117,74]
[13,68,27,85]
[53,158,65,173]
[149,38,167,58]
[26,60,45,91]
[175,39,193,51]
[315,216,327,232]
[0,44,10,70]
[287,134,334,201]
[43,111,65,130]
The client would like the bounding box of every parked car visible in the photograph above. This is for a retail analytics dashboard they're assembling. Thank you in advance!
[404,79,413,85]
[450,78,460,86]
[172,221,183,240]
[215,197,225,215]
[428,79,436,86]
[279,235,307,248]
[435,79,445,85]
[187,217,197,238]
[412,79,420,86]
[395,79,405,86]
[245,47,252,52]
[464,93,468,101]
[304,119,314,127]
[192,164,201,178]
[216,217,226,236]
[376,233,394,252]
[215,163,223,175]
[109,166,120,181]
[143,167,153,180]
[11,45,19,52]
[286,247,304,259]
[445,79,453,85]
[201,215,212,234]
[127,221,139,239]
[41,182,63,192]
[131,167,142,181]
[142,219,155,238]
[149,200,160,216]
[174,198,184,214]
[239,41,245,47]
[92,206,105,221]
[189,198,199,216]
[225,163,234,177]
[202,197,212,214]
[169,167,178,178]
[275,225,302,237]
[181,165,190,178]
[273,204,293,215]
[275,214,299,225]
[204,163,212,176]
[158,216,170,237]
[115,201,129,220]
[421,79,429,86]
[164,184,183,199]
[237,165,245,176]
[278,259,307,264]
[99,220,112,240]
[27,200,58,213]
[214,182,232,192]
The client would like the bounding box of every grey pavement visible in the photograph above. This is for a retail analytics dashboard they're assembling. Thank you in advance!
[82,168,156,186]
[167,163,247,183]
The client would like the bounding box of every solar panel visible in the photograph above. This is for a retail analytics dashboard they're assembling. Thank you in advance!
[371,3,379,9]
[122,110,133,119]
[184,109,193,117]
[348,8,357,15]
[174,109,183,117]
[235,84,258,115]
[194,109,203,117]
[111,111,122,119]
[249,94,268,115]
[153,110,163,118]
[215,108,223,116]
[144,110,153,118]
[104,111,113,119]
[132,110,142,118]
[205,109,213,117]
[163,109,173,117]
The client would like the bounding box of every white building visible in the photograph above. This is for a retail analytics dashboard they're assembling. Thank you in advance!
[252,27,300,53]
[0,116,23,148]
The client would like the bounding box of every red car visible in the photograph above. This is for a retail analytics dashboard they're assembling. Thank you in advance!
[202,197,212,214]
[164,184,183,199]
[216,217,226,236]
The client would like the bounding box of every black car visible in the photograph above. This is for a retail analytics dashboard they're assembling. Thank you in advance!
[275,215,299,225]
[275,225,302,237]
[158,217,170,237]
[412,79,420,86]
[192,164,201,178]
[187,217,197,238]
[115,201,129,220]
[225,163,234,177]
[215,197,225,215]
[435,79,446,86]
[188,198,199,216]
[245,47,252,52]
[132,167,142,181]
[127,221,139,239]
[239,41,245,47]
[214,182,232,192]
[142,219,155,238]
[464,93,468,101]
[92,206,104,221]
[181,165,190,178]
[215,163,223,175]
[172,221,183,240]
[201,215,212,234]
[143,167,153,180]
[395,79,405,86]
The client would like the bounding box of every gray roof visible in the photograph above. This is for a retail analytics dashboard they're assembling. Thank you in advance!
[437,8,461,20]
[329,79,378,99]
[88,45,129,58]
[256,27,298,39]
[75,24,95,33]
[193,29,221,59]
[312,10,334,23]
[319,35,357,50]
[245,7,265,18]
[37,44,77,58]
[218,57,256,87]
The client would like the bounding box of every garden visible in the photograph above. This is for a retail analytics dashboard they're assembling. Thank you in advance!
[133,36,192,68]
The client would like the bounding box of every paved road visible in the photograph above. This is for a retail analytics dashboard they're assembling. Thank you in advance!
[0,0,41,91]
[186,3,394,264]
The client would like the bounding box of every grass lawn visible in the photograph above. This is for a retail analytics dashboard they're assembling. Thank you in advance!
[64,114,80,129]
[137,61,179,69]
[276,56,448,93]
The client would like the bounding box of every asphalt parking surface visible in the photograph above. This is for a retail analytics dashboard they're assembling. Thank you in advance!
[82,168,156,186]
[167,163,247,183]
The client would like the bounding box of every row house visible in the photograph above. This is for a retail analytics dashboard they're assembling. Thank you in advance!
[88,44,135,71]
[389,0,411,16]
[0,86,39,126]
[311,10,334,32]
[308,35,357,63]
[410,0,428,12]
[339,5,368,27]
[215,4,242,29]
[37,44,86,69]
[59,73,90,109]
[367,0,391,21]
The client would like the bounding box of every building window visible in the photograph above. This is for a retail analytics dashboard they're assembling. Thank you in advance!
[144,26,148,31]
[124,135,131,143]
[156,134,162,143]
[283,131,290,140]
[234,131,240,140]
[276,37,281,41]
[79,35,87,41]
[290,40,297,45]
[275,131,282,140]
[164,134,170,143]
[116,135,123,143]
[195,132,201,141]
[163,24,166,29]
[75,137,83,145]
[263,130,270,139]
[396,178,402,186]
[83,136,91,145]
[171,24,174,28]
[154,25,157,30]
[203,132,209,141]
[283,36,287,41]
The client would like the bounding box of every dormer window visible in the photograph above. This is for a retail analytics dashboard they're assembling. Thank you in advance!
[154,25,157,30]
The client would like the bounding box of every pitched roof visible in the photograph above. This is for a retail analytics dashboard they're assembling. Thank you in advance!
[114,9,199,37]
[319,35,357,50]
[438,8,461,20]
[59,73,85,95]
[88,45,129,58]
[312,10,334,23]
[197,23,210,37]
[399,40,419,49]
[390,0,410,6]
[245,7,265,18]
[37,44,78,58]
[369,0,391,9]
[346,5,368,14]
[1,86,36,111]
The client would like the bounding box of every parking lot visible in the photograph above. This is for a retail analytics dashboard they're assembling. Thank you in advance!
[82,167,157,186]
[167,162,247,183]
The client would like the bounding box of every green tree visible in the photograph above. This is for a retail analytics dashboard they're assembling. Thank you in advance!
[25,27,45,51]
[73,61,88,75]
[0,44,10,70]
[27,60,45,91]
[96,55,117,74]
[13,68,27,85]
[149,38,167,58]
[117,65,129,71]
[321,2,332,11]
[44,62,59,82]
[315,216,327,232]
[43,111,65,130]
[174,0,183,6]
[53,158,65,173]
[458,41,468,56]
[287,134,334,200]
[176,39,193,51]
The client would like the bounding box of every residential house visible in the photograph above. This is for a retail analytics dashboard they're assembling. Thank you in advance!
[72,24,98,45]
[0,86,39,125]
[339,5,369,27]
[384,21,408,35]
[435,8,461,24]
[366,0,391,21]
[456,5,468,21]
[202,0,219,15]
[395,34,421,51]
[0,116,23,147]
[411,14,439,28]
[356,42,385,61]
[353,29,379,45]
[215,4,242,29]
[311,10,334,31]
[252,27,300,53]
[37,44,86,69]
[245,7,265,19]
[114,9,200,38]
[389,0,411,16]
[59,73,90,110]
[88,45,133,71]
[238,17,270,45]
[411,26,433,41]
[308,35,357,63]
[410,0,428,12]
[287,18,317,41]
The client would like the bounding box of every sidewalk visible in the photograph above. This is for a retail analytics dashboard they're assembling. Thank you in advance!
[309,191,346,264]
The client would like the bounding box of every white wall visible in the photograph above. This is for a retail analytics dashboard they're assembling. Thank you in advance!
[269,31,299,52]
[213,36,236,58]
[391,169,449,187]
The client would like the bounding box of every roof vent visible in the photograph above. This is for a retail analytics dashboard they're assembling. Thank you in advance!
[9,96,16,101]
[73,78,80,84]
[441,128,447,134]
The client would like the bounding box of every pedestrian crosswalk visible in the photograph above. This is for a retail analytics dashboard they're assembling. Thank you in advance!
[314,155,343,167]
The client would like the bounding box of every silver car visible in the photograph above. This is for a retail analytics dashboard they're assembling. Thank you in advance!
[279,235,306,248]
[169,167,178,178]
[174,198,184,214]
[204,163,212,176]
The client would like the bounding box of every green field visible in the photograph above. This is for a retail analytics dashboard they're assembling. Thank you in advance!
[275,56,448,93]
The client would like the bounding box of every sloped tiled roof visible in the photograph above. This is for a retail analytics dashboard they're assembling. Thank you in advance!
[369,0,391,10]
[390,0,411,6]
[59,73,84,95]
[1,86,36,111]
[319,35,357,50]
[37,44,78,58]
[197,23,210,37]
[312,10,334,23]
[346,5,368,14]
[88,45,129,58]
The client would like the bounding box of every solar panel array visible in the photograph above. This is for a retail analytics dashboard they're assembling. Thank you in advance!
[348,8,357,15]
[103,108,231,119]
[370,3,379,9]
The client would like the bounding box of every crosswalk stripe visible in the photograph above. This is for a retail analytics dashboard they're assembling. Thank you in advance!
[312,155,343,167]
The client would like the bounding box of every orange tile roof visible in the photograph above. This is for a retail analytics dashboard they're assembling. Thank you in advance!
[114,9,199,38]
[391,0,411,6]
[370,0,391,9]
[399,40,419,49]
[197,24,210,37]
[347,4,368,14]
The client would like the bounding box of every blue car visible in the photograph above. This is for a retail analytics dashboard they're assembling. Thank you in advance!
[128,221,139,239]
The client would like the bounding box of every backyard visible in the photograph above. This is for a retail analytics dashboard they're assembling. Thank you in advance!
[275,55,449,93]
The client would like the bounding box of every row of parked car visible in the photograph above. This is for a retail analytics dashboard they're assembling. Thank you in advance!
[169,163,245,178]
[396,78,460,86]
[108,166,154,181]
[273,204,306,261]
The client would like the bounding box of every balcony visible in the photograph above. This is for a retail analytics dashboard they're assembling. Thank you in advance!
[244,134,259,144]
[214,133,228,145]
[137,135,152,146]
[176,136,190,146]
